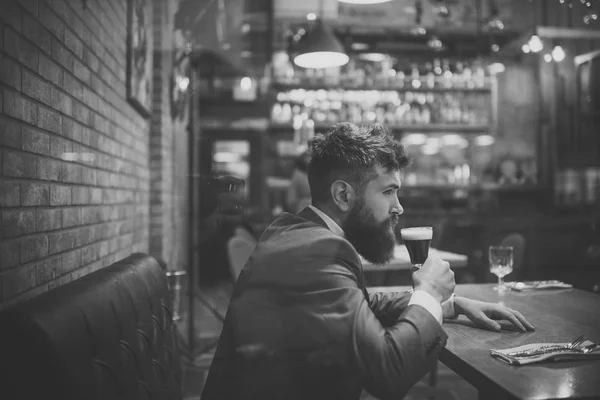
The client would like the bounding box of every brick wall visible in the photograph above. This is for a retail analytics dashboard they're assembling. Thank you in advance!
[0,0,190,307]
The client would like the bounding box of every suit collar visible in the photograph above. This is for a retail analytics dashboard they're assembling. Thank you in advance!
[298,206,329,230]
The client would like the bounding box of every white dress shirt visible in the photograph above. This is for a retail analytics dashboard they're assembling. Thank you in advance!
[308,205,455,325]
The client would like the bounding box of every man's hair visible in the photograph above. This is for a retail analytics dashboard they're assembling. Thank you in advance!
[307,123,411,204]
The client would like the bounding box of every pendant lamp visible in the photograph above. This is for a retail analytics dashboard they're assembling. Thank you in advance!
[293,18,349,69]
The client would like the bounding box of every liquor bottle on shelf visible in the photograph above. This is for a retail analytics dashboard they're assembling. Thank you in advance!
[270,88,491,127]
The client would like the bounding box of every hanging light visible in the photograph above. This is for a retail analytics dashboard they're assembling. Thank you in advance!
[552,45,566,62]
[528,35,543,53]
[293,19,349,69]
[522,44,531,53]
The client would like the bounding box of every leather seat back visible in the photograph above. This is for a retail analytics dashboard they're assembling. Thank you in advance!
[0,253,182,400]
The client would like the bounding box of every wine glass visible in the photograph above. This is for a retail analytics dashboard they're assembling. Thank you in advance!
[489,246,513,292]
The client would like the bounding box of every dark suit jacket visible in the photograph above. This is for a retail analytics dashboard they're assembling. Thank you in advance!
[201,207,447,400]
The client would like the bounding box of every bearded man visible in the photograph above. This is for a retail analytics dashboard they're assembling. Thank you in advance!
[201,123,533,400]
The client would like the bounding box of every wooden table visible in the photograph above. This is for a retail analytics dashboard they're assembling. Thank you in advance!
[362,245,468,285]
[362,245,468,271]
[368,284,600,400]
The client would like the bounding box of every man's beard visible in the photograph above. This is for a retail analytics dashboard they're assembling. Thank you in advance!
[343,199,399,265]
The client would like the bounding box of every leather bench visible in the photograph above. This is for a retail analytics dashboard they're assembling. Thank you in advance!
[0,253,182,400]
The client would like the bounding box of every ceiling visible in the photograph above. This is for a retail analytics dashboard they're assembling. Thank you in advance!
[176,0,538,76]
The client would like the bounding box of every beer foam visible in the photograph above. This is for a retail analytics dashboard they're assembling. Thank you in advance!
[400,227,433,240]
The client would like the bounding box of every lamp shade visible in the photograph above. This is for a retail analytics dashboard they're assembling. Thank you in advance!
[293,20,349,69]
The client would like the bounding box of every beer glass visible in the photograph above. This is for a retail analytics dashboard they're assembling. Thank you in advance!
[401,227,433,269]
[489,246,513,292]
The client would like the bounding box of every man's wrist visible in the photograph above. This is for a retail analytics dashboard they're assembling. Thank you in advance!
[454,296,464,316]
[414,285,443,304]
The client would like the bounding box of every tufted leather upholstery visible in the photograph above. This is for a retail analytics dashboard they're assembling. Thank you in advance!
[0,253,182,400]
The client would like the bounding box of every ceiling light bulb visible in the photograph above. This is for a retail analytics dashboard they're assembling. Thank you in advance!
[522,44,531,53]
[240,77,252,90]
[528,35,543,53]
[552,45,566,62]
[294,52,349,69]
[544,53,553,63]
[306,13,316,20]
[487,62,506,75]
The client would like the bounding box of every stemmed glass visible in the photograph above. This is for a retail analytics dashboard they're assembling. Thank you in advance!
[489,246,514,292]
[401,227,433,270]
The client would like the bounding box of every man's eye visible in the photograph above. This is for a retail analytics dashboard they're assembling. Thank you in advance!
[384,190,395,196]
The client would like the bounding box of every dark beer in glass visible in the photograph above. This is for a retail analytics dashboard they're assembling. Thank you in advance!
[401,227,432,268]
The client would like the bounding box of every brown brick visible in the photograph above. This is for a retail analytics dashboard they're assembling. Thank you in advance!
[0,240,20,270]
[21,182,49,206]
[36,256,61,284]
[62,118,82,142]
[38,157,61,181]
[0,1,22,32]
[84,48,100,73]
[73,101,90,125]
[3,90,38,125]
[82,206,99,225]
[62,207,81,228]
[82,86,98,110]
[0,180,20,207]
[64,28,83,60]
[61,162,81,184]
[22,11,52,55]
[95,170,109,186]
[61,248,80,273]
[50,87,72,116]
[49,136,72,159]
[89,187,102,204]
[0,116,22,148]
[51,37,73,72]
[4,27,39,71]
[63,72,82,100]
[2,149,37,178]
[20,0,39,16]
[0,53,22,90]
[39,1,64,40]
[73,59,90,84]
[21,235,49,263]
[23,70,50,104]
[81,165,97,186]
[39,54,62,85]
[1,210,35,238]
[48,273,71,290]
[22,125,50,155]
[36,208,62,231]
[50,185,71,206]
[81,243,97,264]
[72,186,89,204]
[1,264,37,299]
[48,229,77,254]
[37,106,62,134]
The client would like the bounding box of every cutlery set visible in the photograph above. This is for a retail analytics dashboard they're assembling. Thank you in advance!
[491,335,600,365]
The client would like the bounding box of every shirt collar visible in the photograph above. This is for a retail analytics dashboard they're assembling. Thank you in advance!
[308,205,345,237]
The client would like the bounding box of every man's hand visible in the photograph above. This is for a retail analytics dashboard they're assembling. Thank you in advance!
[454,297,535,332]
[412,256,455,303]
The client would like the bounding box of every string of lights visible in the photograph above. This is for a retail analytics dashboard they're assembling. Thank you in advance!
[558,0,599,24]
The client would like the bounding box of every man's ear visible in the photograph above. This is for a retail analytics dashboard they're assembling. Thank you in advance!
[330,180,356,212]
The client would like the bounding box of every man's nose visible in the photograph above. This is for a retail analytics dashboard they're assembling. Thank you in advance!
[392,195,404,215]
